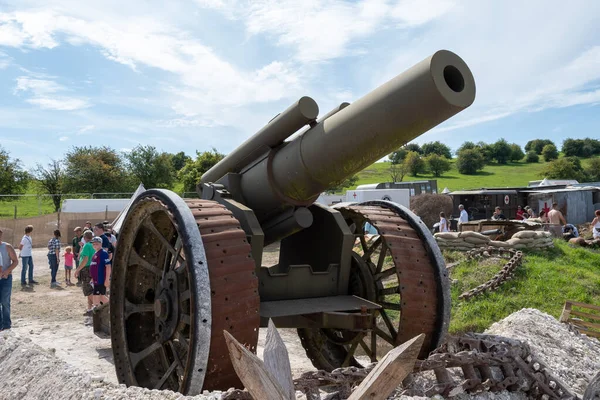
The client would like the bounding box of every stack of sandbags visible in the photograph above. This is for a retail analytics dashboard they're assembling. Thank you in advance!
[505,230,553,249]
[434,231,490,251]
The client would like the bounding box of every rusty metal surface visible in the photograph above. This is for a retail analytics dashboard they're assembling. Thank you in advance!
[186,199,260,391]
[458,247,523,300]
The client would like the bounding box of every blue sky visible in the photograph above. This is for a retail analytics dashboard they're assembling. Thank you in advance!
[1,0,599,169]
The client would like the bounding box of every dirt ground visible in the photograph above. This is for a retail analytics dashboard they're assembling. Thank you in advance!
[9,247,314,386]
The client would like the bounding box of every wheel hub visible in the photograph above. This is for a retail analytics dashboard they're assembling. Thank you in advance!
[155,270,179,343]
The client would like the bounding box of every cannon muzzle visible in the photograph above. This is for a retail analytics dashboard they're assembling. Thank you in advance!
[206,50,475,220]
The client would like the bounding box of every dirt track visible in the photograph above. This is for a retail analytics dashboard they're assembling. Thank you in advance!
[9,248,314,385]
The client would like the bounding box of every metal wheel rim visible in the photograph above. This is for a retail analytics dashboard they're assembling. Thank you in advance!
[110,189,211,395]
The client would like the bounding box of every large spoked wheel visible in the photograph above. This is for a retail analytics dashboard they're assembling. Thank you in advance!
[111,190,259,394]
[298,201,450,370]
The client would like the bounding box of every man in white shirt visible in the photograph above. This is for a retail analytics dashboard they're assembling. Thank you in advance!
[18,225,38,286]
[458,204,469,224]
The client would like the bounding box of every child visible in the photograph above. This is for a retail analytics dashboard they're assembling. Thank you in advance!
[63,246,75,286]
[89,237,110,307]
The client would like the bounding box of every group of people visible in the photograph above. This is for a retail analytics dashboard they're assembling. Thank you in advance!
[0,220,118,332]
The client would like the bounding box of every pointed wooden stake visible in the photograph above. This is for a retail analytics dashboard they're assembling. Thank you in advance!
[347,333,425,400]
[224,330,290,400]
[264,320,295,399]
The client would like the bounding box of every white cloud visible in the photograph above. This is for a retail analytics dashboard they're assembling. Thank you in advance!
[77,125,95,134]
[59,136,68,141]
[0,51,11,69]
[13,76,91,111]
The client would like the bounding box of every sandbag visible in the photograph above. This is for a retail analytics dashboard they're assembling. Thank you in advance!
[463,237,491,245]
[512,230,538,239]
[512,237,534,244]
[435,232,459,239]
[488,240,508,247]
[459,231,490,241]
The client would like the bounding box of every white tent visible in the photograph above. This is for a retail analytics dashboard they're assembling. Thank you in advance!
[111,183,146,234]
[441,187,451,194]
[539,178,551,186]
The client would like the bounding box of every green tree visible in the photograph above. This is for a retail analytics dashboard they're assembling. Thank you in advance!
[457,141,477,154]
[476,141,494,163]
[404,143,422,154]
[541,144,559,162]
[326,175,359,194]
[171,151,191,171]
[424,154,451,177]
[33,159,64,211]
[525,151,539,163]
[421,141,452,159]
[492,138,512,164]
[389,148,408,164]
[403,151,425,177]
[584,158,600,182]
[0,146,28,195]
[562,138,585,157]
[389,163,407,182]
[178,148,225,192]
[456,149,485,174]
[509,144,525,162]
[127,145,175,189]
[525,139,555,154]
[63,146,133,194]
[540,157,587,182]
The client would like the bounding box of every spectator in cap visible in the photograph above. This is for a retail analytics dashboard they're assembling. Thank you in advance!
[89,236,110,307]
[75,230,95,314]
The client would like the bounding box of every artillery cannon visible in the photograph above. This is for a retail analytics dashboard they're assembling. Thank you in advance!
[109,50,476,394]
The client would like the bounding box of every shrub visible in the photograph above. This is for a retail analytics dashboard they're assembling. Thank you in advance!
[525,151,539,163]
[411,193,453,229]
[404,151,425,177]
[456,149,485,174]
[541,144,559,162]
[424,154,451,177]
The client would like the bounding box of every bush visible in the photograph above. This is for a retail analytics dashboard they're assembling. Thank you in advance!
[525,151,539,163]
[509,144,525,162]
[424,154,451,177]
[411,193,453,229]
[541,144,559,162]
[541,157,587,182]
[584,158,600,182]
[492,138,512,164]
[456,149,485,174]
[525,139,555,154]
[421,141,452,159]
[404,151,425,176]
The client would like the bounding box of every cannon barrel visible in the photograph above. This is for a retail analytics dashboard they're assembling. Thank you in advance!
[213,50,475,220]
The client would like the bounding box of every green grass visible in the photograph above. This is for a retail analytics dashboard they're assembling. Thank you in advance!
[354,156,600,191]
[448,240,600,333]
[0,195,56,218]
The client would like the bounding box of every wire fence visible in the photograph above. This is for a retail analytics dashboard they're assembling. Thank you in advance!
[0,191,201,219]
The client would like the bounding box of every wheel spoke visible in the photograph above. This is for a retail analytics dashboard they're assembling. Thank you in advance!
[180,313,191,325]
[180,290,191,303]
[125,299,155,319]
[373,326,395,345]
[130,341,162,368]
[379,301,401,311]
[379,309,398,339]
[363,236,382,260]
[168,341,186,391]
[169,237,183,271]
[342,335,362,367]
[154,359,178,390]
[374,267,396,281]
[379,285,400,296]
[143,219,177,255]
[374,242,388,274]
[175,331,189,349]
[130,249,162,276]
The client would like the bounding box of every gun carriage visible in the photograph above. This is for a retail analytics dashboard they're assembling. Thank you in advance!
[109,50,476,394]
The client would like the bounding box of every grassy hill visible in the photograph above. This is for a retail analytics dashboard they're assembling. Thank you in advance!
[448,240,600,333]
[354,156,598,191]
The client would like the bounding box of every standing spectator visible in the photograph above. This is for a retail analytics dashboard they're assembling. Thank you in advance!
[0,228,18,331]
[48,229,61,288]
[491,206,507,221]
[89,236,110,307]
[591,210,600,240]
[458,204,468,224]
[439,212,449,232]
[18,225,38,286]
[75,230,94,315]
[63,246,75,286]
[525,206,536,218]
[106,224,118,249]
[516,206,525,220]
[547,202,567,237]
[93,223,114,289]
[72,227,83,287]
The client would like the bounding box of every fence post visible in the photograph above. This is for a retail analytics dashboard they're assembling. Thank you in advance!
[58,210,61,231]
[105,205,108,221]
[13,205,17,220]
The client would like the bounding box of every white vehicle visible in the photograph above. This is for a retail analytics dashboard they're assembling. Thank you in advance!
[345,189,410,208]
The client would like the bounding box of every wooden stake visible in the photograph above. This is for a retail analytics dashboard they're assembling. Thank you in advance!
[264,320,295,399]
[347,333,425,400]
[224,330,290,400]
